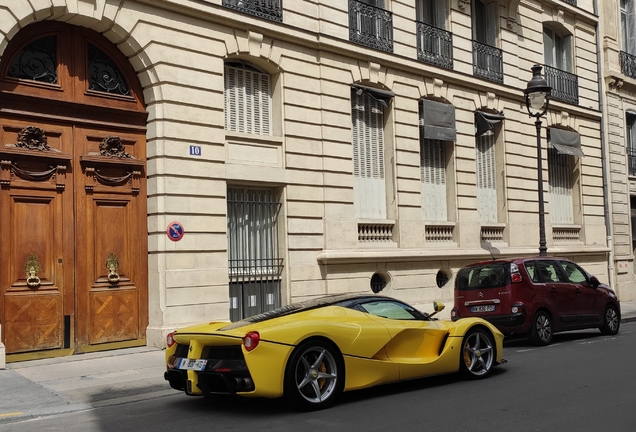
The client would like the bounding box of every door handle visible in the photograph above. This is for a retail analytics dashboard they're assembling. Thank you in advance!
[24,253,41,289]
[105,252,120,285]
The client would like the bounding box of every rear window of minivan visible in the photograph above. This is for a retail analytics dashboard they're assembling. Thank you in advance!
[456,263,509,291]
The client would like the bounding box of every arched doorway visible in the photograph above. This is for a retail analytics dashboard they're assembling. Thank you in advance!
[0,22,148,359]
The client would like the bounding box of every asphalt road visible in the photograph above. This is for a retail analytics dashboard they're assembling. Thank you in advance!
[2,323,635,432]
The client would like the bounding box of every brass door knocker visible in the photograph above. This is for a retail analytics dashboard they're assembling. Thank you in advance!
[24,253,41,288]
[105,252,120,285]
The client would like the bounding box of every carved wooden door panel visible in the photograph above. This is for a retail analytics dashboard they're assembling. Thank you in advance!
[74,128,147,349]
[0,122,74,354]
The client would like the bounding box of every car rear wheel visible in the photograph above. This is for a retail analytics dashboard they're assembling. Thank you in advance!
[600,304,620,335]
[528,311,553,346]
[459,328,495,379]
[284,340,344,410]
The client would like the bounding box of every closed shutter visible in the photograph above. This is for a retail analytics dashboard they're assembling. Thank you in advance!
[352,91,386,219]
[476,131,497,222]
[224,65,271,135]
[421,138,447,221]
[548,149,574,224]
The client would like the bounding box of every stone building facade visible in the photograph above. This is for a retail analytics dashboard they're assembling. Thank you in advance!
[0,0,609,363]
[600,0,636,303]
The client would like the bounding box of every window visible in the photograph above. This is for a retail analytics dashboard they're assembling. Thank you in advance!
[352,85,392,219]
[416,0,446,28]
[557,260,587,284]
[476,131,497,223]
[349,0,393,52]
[224,62,271,135]
[543,27,573,72]
[548,148,574,224]
[472,0,497,47]
[419,99,455,221]
[471,0,502,82]
[227,187,283,321]
[416,0,453,68]
[622,0,636,55]
[628,112,636,176]
[359,300,422,320]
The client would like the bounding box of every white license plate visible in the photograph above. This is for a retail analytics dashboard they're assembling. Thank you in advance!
[471,305,495,312]
[178,358,208,371]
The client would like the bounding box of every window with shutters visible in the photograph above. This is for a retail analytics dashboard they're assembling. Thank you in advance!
[476,131,497,223]
[628,112,636,176]
[471,0,502,83]
[548,149,574,225]
[224,62,271,135]
[621,0,636,78]
[421,139,447,221]
[227,187,283,321]
[543,24,578,105]
[352,89,386,219]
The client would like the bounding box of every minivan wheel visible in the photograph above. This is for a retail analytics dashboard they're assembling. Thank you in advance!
[600,304,620,336]
[528,311,553,346]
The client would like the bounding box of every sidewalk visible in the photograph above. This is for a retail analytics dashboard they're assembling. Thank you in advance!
[1,302,635,426]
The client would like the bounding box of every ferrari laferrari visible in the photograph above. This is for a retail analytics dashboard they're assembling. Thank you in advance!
[164,293,505,410]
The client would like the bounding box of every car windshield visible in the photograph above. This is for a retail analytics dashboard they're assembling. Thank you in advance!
[456,263,509,291]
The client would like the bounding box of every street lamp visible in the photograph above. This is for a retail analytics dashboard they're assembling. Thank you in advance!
[524,64,552,257]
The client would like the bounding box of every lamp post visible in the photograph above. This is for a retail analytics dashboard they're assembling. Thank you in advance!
[524,64,552,257]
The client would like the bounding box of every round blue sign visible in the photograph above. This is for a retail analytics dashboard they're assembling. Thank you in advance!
[166,221,184,241]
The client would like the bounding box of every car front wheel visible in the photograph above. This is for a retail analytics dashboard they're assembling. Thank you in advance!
[284,340,344,410]
[600,304,620,335]
[528,311,553,346]
[459,328,495,379]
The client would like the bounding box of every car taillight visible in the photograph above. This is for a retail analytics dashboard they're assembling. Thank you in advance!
[166,331,176,348]
[510,263,523,283]
[243,331,260,352]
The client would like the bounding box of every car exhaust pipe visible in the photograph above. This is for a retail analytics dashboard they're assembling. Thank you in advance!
[234,377,253,390]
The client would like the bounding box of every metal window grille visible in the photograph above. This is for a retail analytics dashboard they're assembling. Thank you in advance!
[544,64,579,105]
[227,187,283,321]
[222,0,283,22]
[548,148,574,224]
[349,0,394,53]
[417,22,453,69]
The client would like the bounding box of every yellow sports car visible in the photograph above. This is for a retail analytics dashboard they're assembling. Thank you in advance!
[164,293,505,410]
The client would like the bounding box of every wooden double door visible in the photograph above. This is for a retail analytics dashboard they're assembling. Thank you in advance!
[0,22,148,357]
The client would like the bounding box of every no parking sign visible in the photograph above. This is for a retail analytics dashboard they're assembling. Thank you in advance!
[166,221,185,241]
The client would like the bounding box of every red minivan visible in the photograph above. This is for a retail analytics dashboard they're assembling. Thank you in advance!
[451,257,621,345]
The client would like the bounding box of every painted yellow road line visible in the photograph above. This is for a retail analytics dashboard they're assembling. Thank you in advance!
[0,412,23,418]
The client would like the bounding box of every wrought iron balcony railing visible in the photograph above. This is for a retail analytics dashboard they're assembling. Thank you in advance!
[417,22,453,70]
[472,40,503,83]
[628,146,636,176]
[620,51,636,80]
[544,64,578,105]
[349,0,393,53]
[222,0,282,22]
[562,0,577,6]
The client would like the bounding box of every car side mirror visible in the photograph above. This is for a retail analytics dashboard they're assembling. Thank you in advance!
[428,301,446,319]
[589,276,600,289]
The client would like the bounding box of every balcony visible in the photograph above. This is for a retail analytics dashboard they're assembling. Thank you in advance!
[628,146,636,176]
[562,0,577,5]
[417,22,453,70]
[472,40,503,83]
[620,51,636,80]
[222,0,282,22]
[349,0,393,53]
[544,65,578,105]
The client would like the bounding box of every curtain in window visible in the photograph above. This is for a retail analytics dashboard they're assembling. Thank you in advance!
[548,149,574,224]
[476,131,497,223]
[352,89,386,219]
[224,65,271,135]
[543,27,572,72]
[417,0,446,28]
[473,0,497,46]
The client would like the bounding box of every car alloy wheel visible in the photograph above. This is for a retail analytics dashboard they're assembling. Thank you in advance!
[600,304,620,335]
[459,328,495,379]
[529,311,553,346]
[285,340,343,410]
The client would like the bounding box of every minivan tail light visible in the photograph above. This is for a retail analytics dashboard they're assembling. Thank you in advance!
[510,263,523,283]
